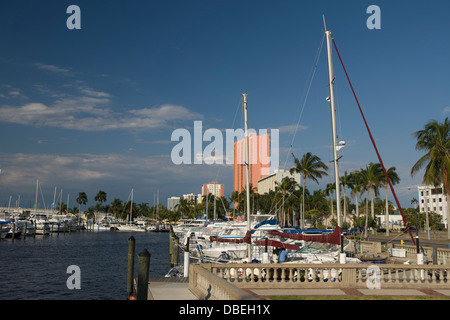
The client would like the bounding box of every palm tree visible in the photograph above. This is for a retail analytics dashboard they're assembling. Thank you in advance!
[360,163,383,239]
[324,182,336,224]
[290,152,328,228]
[411,117,450,239]
[383,167,400,236]
[341,171,353,224]
[275,176,298,227]
[175,198,191,218]
[76,192,88,227]
[349,170,364,220]
[76,192,88,214]
[110,198,123,219]
[94,190,107,209]
[94,190,107,223]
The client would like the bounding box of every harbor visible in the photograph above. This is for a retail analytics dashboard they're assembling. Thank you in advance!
[1,208,449,301]
[0,227,171,300]
[129,217,450,300]
[1,1,450,305]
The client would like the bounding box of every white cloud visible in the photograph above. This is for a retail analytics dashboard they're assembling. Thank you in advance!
[443,107,450,114]
[33,63,71,74]
[0,96,202,132]
[0,152,233,206]
[276,124,308,133]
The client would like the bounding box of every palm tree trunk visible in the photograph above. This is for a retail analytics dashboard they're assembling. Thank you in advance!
[385,185,390,236]
[302,178,306,229]
[364,194,369,240]
[343,185,347,225]
[355,193,359,220]
[371,188,375,218]
[330,190,334,223]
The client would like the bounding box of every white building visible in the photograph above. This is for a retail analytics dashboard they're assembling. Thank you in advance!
[182,193,197,204]
[417,184,448,228]
[167,196,180,212]
[202,182,224,198]
[257,169,301,194]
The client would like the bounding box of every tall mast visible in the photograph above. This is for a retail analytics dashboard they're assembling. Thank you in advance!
[325,29,342,228]
[243,93,252,261]
[35,179,39,211]
[130,188,133,224]
[205,187,208,223]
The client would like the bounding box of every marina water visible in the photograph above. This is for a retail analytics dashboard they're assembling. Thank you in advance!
[0,231,170,300]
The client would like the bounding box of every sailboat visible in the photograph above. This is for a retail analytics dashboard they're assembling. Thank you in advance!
[115,189,146,232]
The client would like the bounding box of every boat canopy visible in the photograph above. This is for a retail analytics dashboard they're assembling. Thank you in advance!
[254,239,300,251]
[267,226,343,245]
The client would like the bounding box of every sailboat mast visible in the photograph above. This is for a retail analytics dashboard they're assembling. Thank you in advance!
[243,93,252,261]
[325,29,342,228]
[35,179,39,211]
[130,188,133,224]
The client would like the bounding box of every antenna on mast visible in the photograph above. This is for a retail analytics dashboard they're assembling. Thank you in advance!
[322,14,327,31]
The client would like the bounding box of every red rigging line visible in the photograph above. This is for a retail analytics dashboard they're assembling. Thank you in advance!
[330,35,416,245]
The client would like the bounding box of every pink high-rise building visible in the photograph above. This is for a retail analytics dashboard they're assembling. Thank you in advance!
[233,132,270,195]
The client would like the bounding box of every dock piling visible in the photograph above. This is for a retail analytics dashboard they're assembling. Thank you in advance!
[126,236,135,299]
[137,248,151,300]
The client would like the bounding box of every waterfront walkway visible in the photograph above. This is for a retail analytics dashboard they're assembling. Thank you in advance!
[148,278,450,300]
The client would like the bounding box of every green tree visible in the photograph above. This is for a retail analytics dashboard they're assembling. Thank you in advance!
[110,198,123,219]
[411,117,450,238]
[349,170,364,220]
[275,176,298,226]
[76,192,88,214]
[360,163,384,239]
[340,171,353,224]
[382,166,400,235]
[324,182,336,223]
[94,190,107,211]
[290,152,328,228]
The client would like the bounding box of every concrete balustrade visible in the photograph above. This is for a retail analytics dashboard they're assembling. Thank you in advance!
[189,263,260,300]
[391,244,450,264]
[189,263,449,294]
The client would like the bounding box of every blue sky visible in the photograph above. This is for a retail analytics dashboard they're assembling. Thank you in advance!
[0,0,449,211]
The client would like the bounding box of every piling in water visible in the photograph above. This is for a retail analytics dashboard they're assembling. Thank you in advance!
[137,248,150,300]
[127,236,135,299]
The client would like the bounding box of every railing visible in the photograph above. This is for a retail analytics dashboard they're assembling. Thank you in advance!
[189,263,261,300]
[194,263,449,289]
[392,244,450,264]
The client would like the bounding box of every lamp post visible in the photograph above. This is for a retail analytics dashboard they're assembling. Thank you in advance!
[412,199,419,254]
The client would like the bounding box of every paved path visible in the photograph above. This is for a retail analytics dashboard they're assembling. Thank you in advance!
[148,277,197,300]
[249,288,450,299]
[148,277,450,300]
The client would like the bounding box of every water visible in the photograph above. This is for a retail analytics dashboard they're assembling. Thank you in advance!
[0,231,170,300]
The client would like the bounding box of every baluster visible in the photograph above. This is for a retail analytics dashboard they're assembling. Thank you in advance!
[387,268,393,284]
[429,268,435,283]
